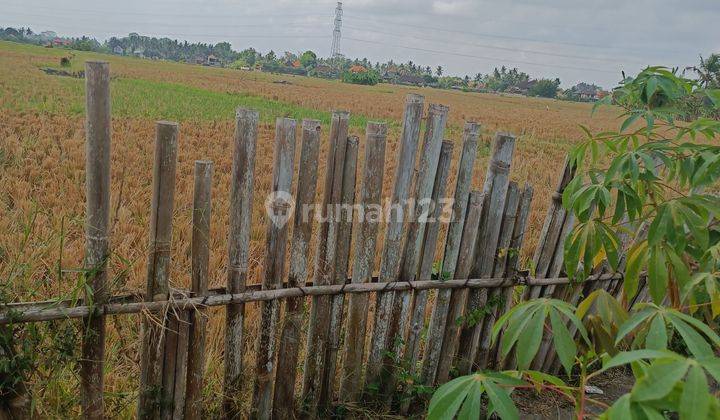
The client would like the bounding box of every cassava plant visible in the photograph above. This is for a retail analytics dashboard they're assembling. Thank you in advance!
[428,67,720,419]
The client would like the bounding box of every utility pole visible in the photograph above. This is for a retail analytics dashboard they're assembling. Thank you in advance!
[331,2,343,60]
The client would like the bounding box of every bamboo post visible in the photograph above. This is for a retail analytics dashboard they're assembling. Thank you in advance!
[494,184,533,367]
[525,157,576,299]
[366,93,424,391]
[254,118,296,419]
[339,122,387,400]
[223,108,258,418]
[435,191,484,384]
[163,309,188,420]
[138,121,179,419]
[400,104,449,283]
[400,140,453,413]
[457,132,516,375]
[302,111,350,416]
[184,160,213,419]
[527,159,576,370]
[324,136,359,407]
[421,122,480,386]
[474,182,520,369]
[384,104,448,401]
[272,120,321,419]
[81,60,111,420]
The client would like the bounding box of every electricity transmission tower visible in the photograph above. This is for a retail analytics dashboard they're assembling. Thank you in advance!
[331,2,343,59]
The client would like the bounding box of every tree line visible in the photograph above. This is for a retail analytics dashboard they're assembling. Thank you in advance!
[3,26,718,103]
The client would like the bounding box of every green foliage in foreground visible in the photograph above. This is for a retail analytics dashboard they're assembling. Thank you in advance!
[429,67,720,419]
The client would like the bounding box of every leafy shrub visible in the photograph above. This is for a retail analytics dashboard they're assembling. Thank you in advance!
[341,69,379,86]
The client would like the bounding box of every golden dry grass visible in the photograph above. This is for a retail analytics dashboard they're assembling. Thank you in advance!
[0,40,624,417]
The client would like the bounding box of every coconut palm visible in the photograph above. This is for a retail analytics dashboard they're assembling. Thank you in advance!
[686,54,720,88]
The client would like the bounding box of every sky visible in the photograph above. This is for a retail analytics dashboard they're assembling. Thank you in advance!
[2,0,719,88]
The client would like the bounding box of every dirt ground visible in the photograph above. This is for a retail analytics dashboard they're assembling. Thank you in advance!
[513,368,635,419]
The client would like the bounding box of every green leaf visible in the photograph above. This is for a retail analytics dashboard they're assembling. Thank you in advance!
[456,379,483,420]
[679,365,710,420]
[666,314,714,358]
[428,375,475,420]
[645,315,667,350]
[632,359,689,401]
[604,394,632,419]
[647,246,668,303]
[601,349,682,372]
[697,357,720,383]
[621,113,641,133]
[669,310,720,349]
[497,305,541,359]
[516,307,546,370]
[624,241,649,299]
[549,309,577,375]
[484,378,520,420]
[615,307,655,344]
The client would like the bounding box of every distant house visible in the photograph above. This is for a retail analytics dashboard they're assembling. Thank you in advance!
[397,74,425,86]
[51,38,70,47]
[572,83,602,101]
[510,79,536,95]
[206,54,221,66]
[312,64,338,79]
[113,46,124,55]
[132,47,145,58]
[349,65,367,73]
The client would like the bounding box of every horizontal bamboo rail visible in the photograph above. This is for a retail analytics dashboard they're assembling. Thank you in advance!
[0,274,624,325]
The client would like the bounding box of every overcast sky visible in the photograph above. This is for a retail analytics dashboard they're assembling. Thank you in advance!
[3,0,718,87]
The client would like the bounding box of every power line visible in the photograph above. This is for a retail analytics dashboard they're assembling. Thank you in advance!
[343,25,647,65]
[2,10,328,30]
[345,15,685,56]
[0,2,332,20]
[1,17,327,41]
[342,37,620,74]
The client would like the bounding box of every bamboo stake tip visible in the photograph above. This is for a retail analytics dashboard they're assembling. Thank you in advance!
[347,136,359,147]
[366,121,387,135]
[464,121,481,132]
[85,60,109,67]
[276,117,296,126]
[156,120,179,128]
[405,93,425,103]
[302,119,322,129]
[428,103,449,113]
[236,107,260,120]
[194,159,213,167]
[494,131,517,141]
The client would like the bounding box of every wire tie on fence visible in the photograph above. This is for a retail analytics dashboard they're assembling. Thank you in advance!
[552,192,563,202]
[297,285,308,297]
[150,240,172,254]
[491,160,510,174]
[228,264,246,274]
[85,234,108,242]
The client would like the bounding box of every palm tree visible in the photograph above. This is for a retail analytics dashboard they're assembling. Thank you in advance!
[686,54,720,88]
